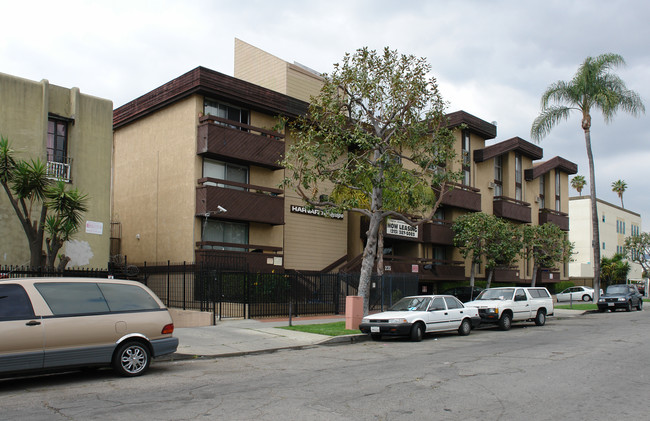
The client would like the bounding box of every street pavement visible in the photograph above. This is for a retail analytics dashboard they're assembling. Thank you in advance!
[167,309,586,359]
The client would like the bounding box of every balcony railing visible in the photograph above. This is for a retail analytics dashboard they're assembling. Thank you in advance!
[422,219,455,245]
[46,157,72,182]
[197,115,285,169]
[436,182,481,211]
[195,245,284,272]
[493,196,531,223]
[538,209,569,231]
[196,177,284,225]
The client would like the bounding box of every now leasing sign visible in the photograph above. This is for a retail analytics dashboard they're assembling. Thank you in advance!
[386,218,418,238]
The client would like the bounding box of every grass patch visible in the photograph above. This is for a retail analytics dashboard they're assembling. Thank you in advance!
[278,321,360,336]
[556,303,598,310]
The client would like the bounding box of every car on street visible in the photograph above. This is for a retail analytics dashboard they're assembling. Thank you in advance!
[555,286,595,302]
[441,286,484,302]
[464,287,554,330]
[0,277,179,378]
[597,284,643,312]
[359,295,481,341]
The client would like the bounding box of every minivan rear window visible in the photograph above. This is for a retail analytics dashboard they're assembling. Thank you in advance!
[98,283,160,311]
[0,284,36,320]
[35,282,110,315]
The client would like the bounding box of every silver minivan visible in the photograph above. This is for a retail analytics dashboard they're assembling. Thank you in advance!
[0,277,179,377]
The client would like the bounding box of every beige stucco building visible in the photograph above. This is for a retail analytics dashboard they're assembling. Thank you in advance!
[111,41,577,292]
[0,72,113,268]
[569,196,643,282]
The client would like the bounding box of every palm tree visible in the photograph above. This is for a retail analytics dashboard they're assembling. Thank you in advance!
[611,179,627,208]
[531,53,645,301]
[571,175,586,196]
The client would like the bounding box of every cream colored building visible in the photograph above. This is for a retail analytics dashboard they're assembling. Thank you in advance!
[0,72,113,268]
[569,197,643,281]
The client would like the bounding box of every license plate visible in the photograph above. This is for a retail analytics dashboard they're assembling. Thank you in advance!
[370,326,380,333]
[608,303,614,306]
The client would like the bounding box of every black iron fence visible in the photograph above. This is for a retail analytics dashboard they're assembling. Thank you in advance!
[1,262,419,322]
[0,265,108,279]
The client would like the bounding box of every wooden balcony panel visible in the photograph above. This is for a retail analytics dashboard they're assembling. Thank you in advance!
[196,184,284,225]
[536,268,561,282]
[437,183,482,212]
[197,122,285,169]
[421,263,465,281]
[195,249,283,273]
[493,267,521,282]
[538,209,569,231]
[493,197,531,223]
[422,220,455,245]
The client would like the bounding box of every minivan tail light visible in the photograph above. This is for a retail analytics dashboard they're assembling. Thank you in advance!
[162,323,174,334]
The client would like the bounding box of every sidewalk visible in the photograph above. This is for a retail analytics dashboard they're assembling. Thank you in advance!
[166,309,587,360]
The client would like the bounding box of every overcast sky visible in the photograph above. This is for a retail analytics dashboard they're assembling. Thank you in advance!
[2,0,649,228]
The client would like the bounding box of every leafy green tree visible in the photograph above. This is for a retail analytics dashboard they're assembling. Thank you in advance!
[484,218,522,289]
[0,136,88,269]
[611,179,627,208]
[282,47,458,314]
[600,253,630,288]
[571,175,586,196]
[531,53,645,299]
[624,232,650,277]
[522,223,574,286]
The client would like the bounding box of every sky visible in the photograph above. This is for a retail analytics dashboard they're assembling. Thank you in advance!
[2,0,649,228]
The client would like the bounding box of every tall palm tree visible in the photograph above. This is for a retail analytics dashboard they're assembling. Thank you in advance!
[611,179,627,208]
[531,53,645,301]
[571,175,586,196]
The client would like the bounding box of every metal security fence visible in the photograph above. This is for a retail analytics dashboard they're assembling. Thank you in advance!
[0,265,109,279]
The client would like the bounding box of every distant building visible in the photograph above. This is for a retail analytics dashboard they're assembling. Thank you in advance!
[0,72,113,268]
[568,196,643,283]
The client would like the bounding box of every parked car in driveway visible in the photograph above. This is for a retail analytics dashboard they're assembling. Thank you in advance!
[359,295,481,342]
[597,284,643,312]
[556,286,595,302]
[441,286,484,303]
[0,277,178,377]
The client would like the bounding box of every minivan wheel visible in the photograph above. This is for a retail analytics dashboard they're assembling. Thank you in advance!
[113,341,151,377]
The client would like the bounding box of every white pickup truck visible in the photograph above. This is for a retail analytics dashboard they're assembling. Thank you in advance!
[464,287,554,330]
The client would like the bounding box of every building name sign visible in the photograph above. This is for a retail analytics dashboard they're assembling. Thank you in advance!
[386,218,418,238]
[290,205,344,220]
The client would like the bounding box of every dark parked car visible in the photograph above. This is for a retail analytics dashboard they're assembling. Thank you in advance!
[441,286,484,303]
[597,284,643,312]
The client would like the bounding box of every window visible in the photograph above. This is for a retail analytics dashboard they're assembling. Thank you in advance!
[203,158,248,190]
[515,289,527,301]
[603,242,606,250]
[602,214,606,222]
[515,152,522,201]
[461,130,471,186]
[0,284,35,320]
[46,118,71,181]
[204,99,249,129]
[202,220,249,251]
[539,176,546,208]
[494,155,503,196]
[444,297,462,309]
[555,171,561,211]
[98,283,160,312]
[430,297,446,311]
[35,282,110,315]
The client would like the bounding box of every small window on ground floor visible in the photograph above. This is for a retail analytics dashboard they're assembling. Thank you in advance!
[202,220,249,251]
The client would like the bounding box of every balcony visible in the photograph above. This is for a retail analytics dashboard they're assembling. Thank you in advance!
[195,245,283,272]
[196,177,284,225]
[197,115,285,169]
[436,182,481,212]
[493,196,531,223]
[536,268,561,283]
[422,220,455,245]
[345,255,465,281]
[46,157,72,182]
[538,209,569,231]
[493,267,521,282]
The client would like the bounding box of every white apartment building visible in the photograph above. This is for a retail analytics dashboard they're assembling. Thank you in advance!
[569,196,643,282]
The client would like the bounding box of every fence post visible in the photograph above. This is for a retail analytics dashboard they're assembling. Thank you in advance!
[182,261,186,310]
[166,260,171,307]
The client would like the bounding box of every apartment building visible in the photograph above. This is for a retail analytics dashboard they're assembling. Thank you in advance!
[111,42,577,292]
[569,197,643,282]
[0,72,113,268]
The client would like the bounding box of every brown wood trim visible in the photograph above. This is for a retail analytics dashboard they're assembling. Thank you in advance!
[474,136,543,162]
[197,177,284,195]
[493,195,531,207]
[195,241,283,252]
[524,156,578,180]
[445,110,497,140]
[199,115,284,139]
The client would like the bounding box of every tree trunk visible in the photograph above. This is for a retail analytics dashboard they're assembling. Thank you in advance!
[584,128,601,300]
[358,211,382,316]
[531,263,539,287]
[469,261,476,290]
[486,269,494,289]
[376,220,385,277]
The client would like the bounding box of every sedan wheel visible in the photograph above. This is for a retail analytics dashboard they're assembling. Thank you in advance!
[113,341,151,377]
[410,323,424,342]
[626,302,632,312]
[582,295,591,302]
[637,300,643,311]
[458,319,471,336]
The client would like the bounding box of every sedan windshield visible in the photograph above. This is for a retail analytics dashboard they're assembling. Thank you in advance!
[475,289,514,301]
[606,285,628,294]
[388,297,432,311]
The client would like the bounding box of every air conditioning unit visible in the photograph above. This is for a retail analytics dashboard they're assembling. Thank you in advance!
[487,182,496,189]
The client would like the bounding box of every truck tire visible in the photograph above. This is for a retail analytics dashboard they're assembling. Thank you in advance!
[534,309,546,326]
[498,312,512,331]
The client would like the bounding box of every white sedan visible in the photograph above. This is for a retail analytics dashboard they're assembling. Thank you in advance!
[358,295,481,341]
[556,286,594,302]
